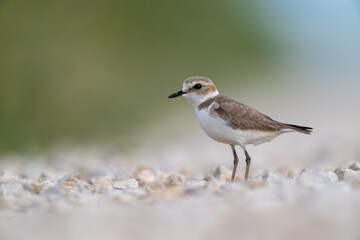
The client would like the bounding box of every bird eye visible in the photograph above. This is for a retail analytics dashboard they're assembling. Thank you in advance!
[194,84,202,89]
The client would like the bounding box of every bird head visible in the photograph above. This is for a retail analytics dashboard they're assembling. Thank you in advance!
[168,76,219,107]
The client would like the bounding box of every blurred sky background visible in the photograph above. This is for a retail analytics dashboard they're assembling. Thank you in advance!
[0,0,359,153]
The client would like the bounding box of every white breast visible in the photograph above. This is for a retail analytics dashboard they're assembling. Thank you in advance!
[195,105,282,148]
[195,105,240,146]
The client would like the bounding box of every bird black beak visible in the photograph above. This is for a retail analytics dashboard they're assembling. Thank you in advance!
[168,90,185,98]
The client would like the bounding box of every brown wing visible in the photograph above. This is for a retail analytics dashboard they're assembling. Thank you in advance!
[212,95,283,131]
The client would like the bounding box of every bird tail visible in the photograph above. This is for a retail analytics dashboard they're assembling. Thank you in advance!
[283,124,313,134]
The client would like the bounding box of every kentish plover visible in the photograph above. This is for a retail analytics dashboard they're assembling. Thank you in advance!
[168,76,312,181]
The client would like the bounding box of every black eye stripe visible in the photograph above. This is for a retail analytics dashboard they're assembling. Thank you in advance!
[194,84,202,89]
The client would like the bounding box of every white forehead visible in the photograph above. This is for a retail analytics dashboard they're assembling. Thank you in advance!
[182,76,214,89]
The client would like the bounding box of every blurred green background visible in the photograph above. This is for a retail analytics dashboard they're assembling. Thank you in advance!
[1,0,359,152]
[0,1,280,151]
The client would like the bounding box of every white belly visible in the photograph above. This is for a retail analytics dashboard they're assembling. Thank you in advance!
[195,107,282,148]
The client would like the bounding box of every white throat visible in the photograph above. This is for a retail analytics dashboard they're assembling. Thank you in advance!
[182,90,219,109]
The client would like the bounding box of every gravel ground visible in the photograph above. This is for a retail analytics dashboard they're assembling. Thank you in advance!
[0,148,360,240]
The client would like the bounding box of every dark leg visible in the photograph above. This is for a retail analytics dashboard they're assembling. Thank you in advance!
[244,149,251,181]
[230,145,239,182]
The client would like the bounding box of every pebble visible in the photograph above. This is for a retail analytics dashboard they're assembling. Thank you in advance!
[349,162,360,171]
[61,181,80,191]
[213,166,232,184]
[147,181,166,192]
[136,170,156,186]
[18,178,55,194]
[90,174,115,185]
[164,174,185,187]
[95,176,113,193]
[113,179,139,190]
[335,168,359,181]
[315,171,338,182]
[73,179,95,191]
[185,179,208,189]
[287,170,297,178]
[34,179,55,193]
[61,172,84,182]
[262,173,280,182]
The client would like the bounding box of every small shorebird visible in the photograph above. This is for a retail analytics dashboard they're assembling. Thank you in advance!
[168,76,312,181]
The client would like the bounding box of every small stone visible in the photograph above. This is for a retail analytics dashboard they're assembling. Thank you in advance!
[61,181,80,191]
[349,162,360,171]
[185,179,207,189]
[40,172,50,179]
[90,174,115,185]
[20,178,56,194]
[147,181,166,192]
[30,178,56,194]
[287,170,297,178]
[136,170,155,186]
[262,173,279,182]
[95,176,113,193]
[21,182,36,194]
[113,179,139,190]
[164,174,185,187]
[213,166,232,183]
[61,172,84,182]
[59,173,83,191]
[315,171,338,182]
[73,179,94,191]
[299,169,313,175]
[335,168,359,181]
